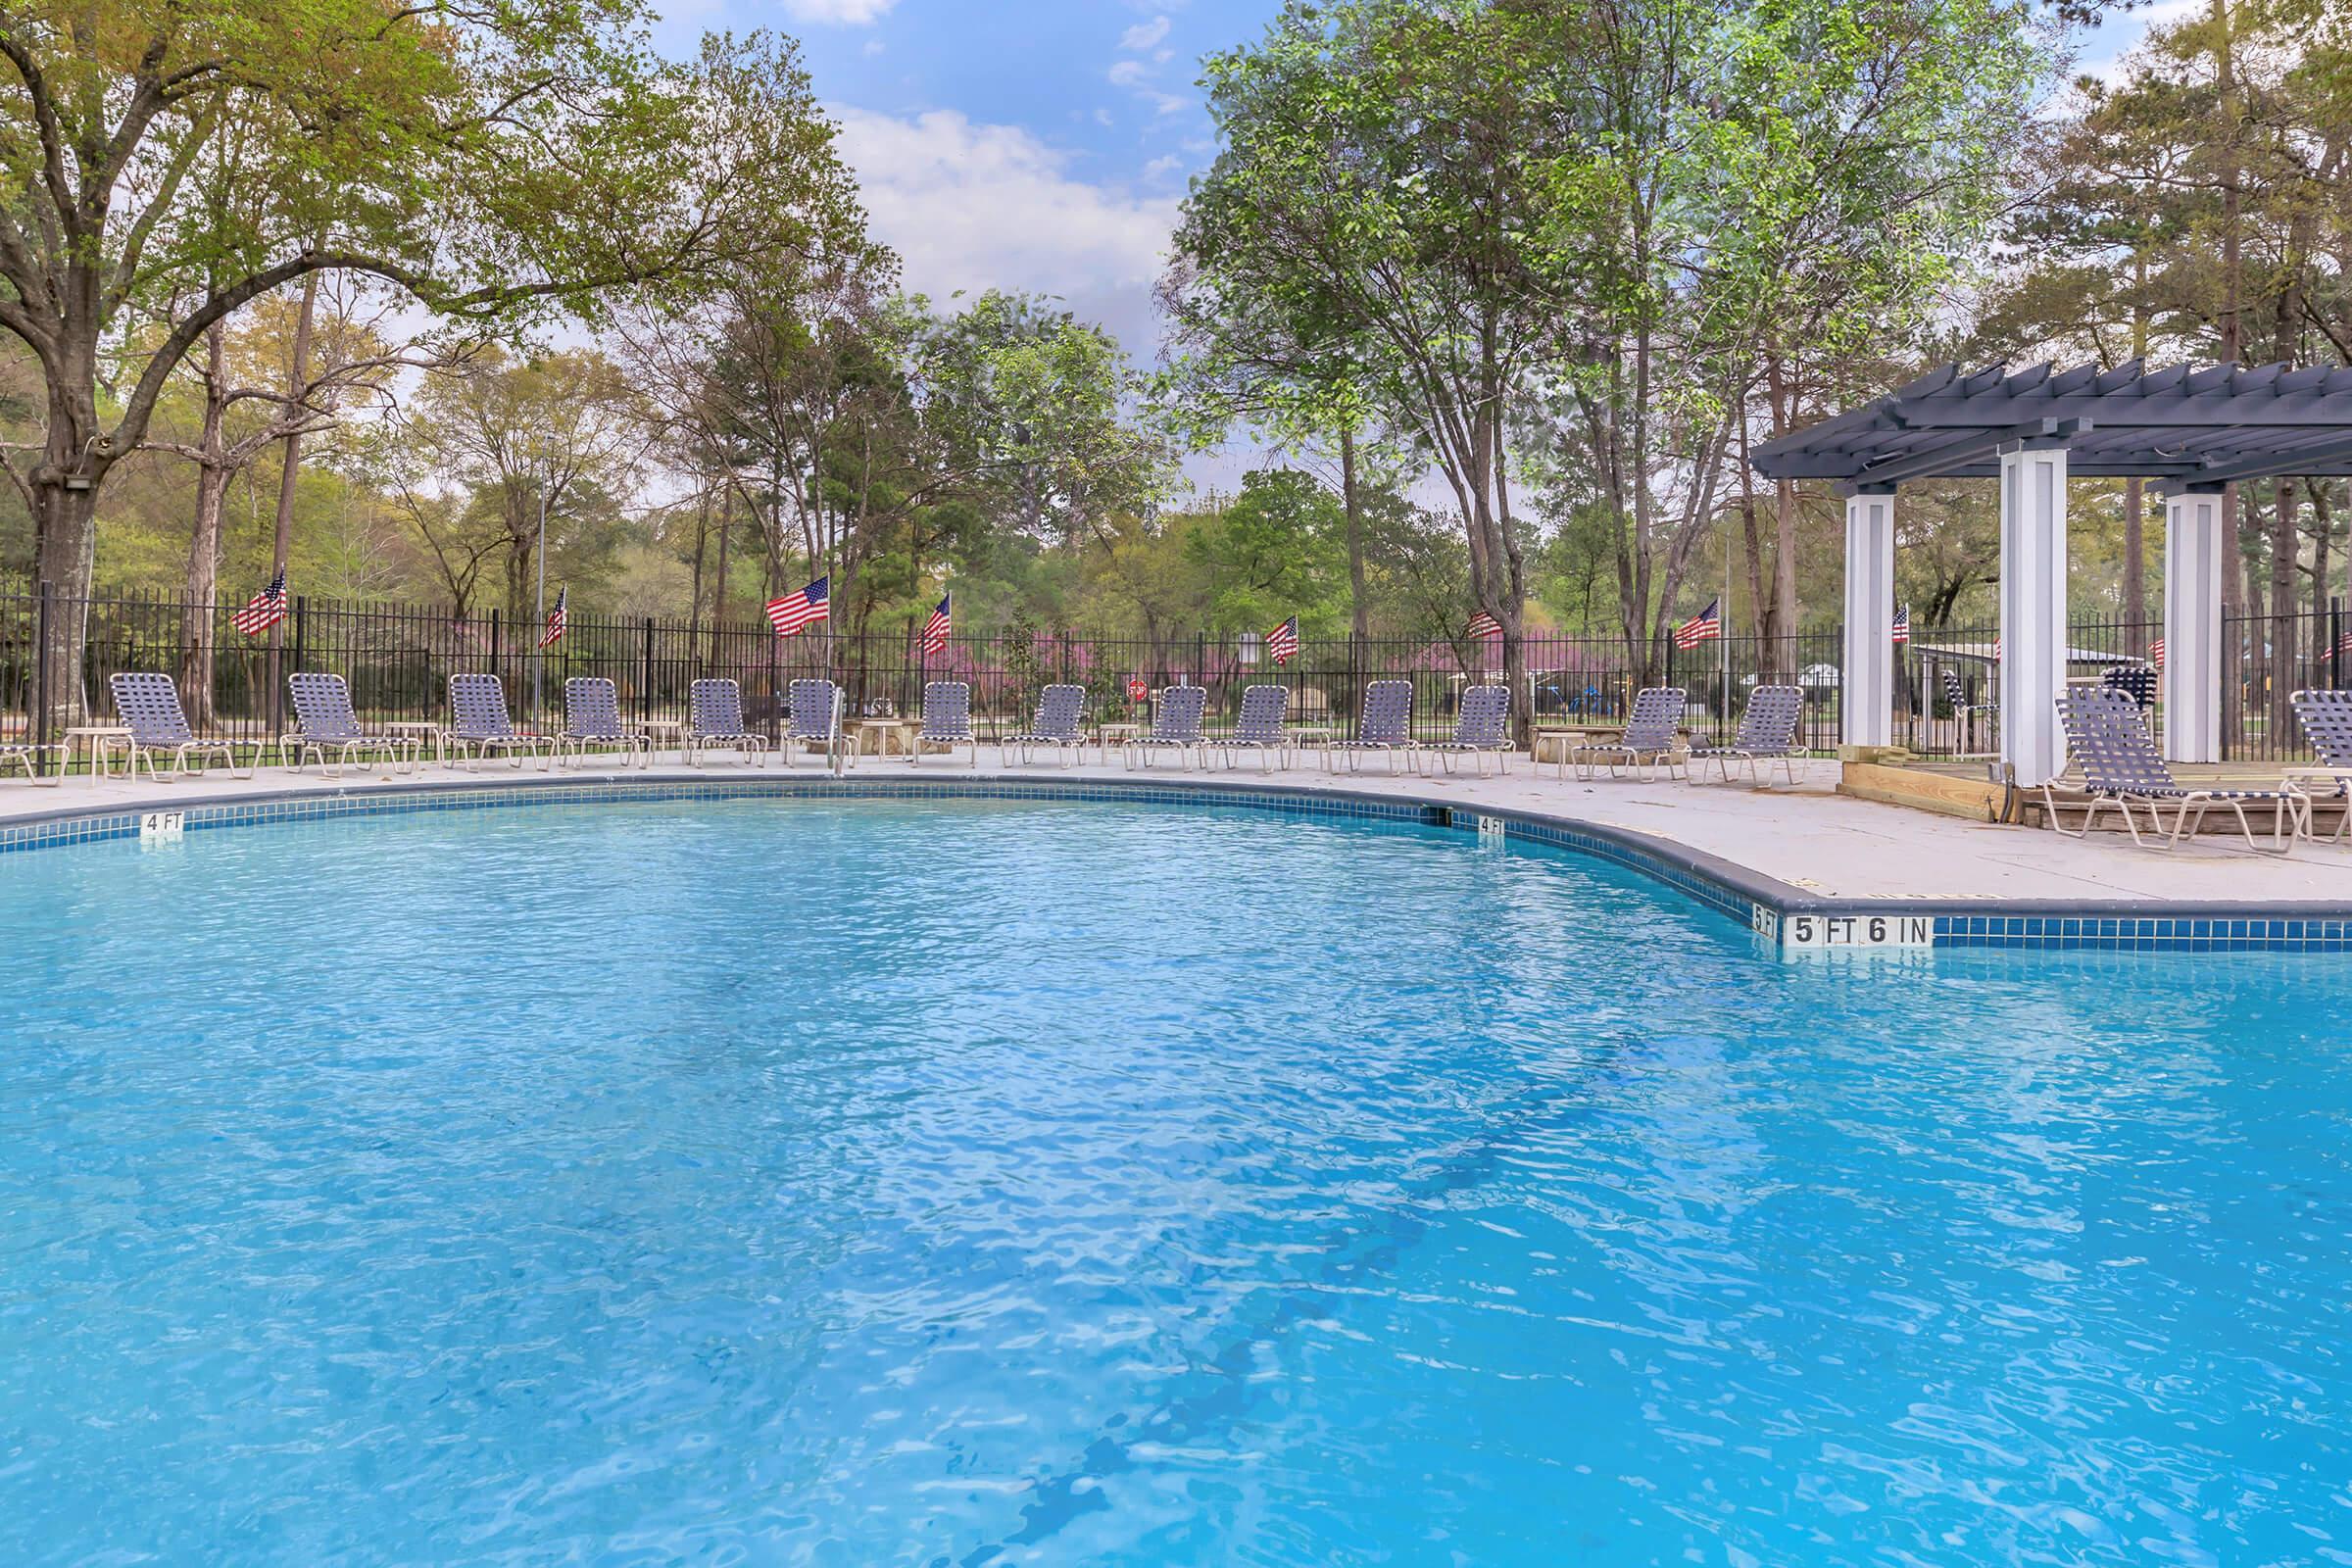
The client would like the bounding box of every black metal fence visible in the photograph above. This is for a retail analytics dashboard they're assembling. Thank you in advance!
[2,582,2345,770]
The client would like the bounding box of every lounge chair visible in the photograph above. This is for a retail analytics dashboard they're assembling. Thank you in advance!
[909,680,977,767]
[1688,685,1805,786]
[1425,683,1514,776]
[283,672,420,777]
[782,678,849,770]
[2051,686,2310,854]
[1222,684,1292,772]
[559,677,650,769]
[444,673,546,769]
[1124,685,1209,769]
[687,678,767,765]
[2288,689,2352,842]
[1941,664,1997,753]
[2101,662,2158,711]
[108,671,252,781]
[2,742,38,782]
[1566,687,1687,781]
[1001,683,1086,767]
[1326,678,1418,773]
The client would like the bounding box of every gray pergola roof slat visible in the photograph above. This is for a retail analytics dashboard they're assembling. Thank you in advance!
[1751,359,2352,486]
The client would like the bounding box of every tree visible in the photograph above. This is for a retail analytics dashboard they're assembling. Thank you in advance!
[145,285,411,721]
[0,14,856,715]
[1179,0,2035,730]
[396,349,642,625]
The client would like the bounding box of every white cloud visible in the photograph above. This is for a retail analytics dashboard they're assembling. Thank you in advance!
[831,107,1182,353]
[1120,15,1171,51]
[780,0,898,24]
[1108,59,1148,87]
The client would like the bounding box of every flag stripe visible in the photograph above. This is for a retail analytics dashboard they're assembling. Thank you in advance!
[1673,598,1721,651]
[766,576,832,638]
[1267,615,1298,666]
[230,570,289,637]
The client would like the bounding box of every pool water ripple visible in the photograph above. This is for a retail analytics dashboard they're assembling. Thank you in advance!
[3,798,2350,1565]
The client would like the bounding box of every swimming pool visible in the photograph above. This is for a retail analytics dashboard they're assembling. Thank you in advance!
[4,796,2350,1564]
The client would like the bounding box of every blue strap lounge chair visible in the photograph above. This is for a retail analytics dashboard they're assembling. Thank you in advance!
[1567,687,1687,781]
[687,678,767,765]
[559,677,650,769]
[283,672,420,777]
[2289,689,2352,842]
[1688,685,1805,786]
[1125,685,1209,770]
[445,673,546,770]
[1002,683,1085,768]
[1222,684,1291,772]
[2101,662,2158,710]
[1,741,39,782]
[2053,686,2310,854]
[910,680,977,767]
[1426,684,1513,776]
[1326,679,1417,774]
[783,678,848,770]
[109,671,252,782]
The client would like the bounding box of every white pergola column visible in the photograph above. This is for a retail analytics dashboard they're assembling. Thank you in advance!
[1998,442,2070,786]
[2163,485,2226,763]
[1841,487,1897,748]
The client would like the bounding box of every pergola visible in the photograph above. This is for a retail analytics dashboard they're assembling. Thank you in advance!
[1751,361,2352,784]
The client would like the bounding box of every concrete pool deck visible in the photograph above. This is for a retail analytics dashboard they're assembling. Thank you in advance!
[4,748,2348,916]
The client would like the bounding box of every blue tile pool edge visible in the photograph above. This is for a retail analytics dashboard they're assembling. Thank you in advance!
[5,772,2350,955]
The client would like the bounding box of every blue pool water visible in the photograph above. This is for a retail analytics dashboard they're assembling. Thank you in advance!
[5,798,2352,1565]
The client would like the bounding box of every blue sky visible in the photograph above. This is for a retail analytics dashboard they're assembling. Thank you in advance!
[646,0,1278,360]
[647,0,2170,382]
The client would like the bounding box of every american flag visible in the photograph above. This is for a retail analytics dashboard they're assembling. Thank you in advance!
[920,592,952,656]
[766,575,830,639]
[230,569,288,637]
[1266,614,1299,665]
[1674,597,1722,651]
[539,586,567,649]
[1467,610,1502,640]
[2152,637,2166,668]
[1892,604,1909,644]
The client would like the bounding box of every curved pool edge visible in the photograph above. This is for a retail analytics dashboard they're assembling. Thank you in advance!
[6,768,2351,956]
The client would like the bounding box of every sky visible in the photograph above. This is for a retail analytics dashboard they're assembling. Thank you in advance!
[643,0,2172,400]
[648,0,1275,365]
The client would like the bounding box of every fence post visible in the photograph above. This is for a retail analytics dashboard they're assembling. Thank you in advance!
[2332,596,2344,692]
[641,616,655,723]
[32,579,51,777]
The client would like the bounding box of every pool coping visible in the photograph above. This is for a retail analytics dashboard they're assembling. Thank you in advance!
[7,769,2352,955]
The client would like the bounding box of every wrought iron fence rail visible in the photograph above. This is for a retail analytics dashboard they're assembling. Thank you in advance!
[2,586,2344,769]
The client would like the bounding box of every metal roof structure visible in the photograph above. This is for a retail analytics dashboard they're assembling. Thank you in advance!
[1749,360,2352,491]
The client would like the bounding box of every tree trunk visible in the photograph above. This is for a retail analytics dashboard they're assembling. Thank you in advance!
[183,466,231,729]
[2123,477,2146,657]
[1340,423,1368,650]
[2270,479,2300,732]
[180,321,232,729]
[712,483,735,662]
[29,365,111,727]
[265,270,321,733]
[1765,355,1800,663]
